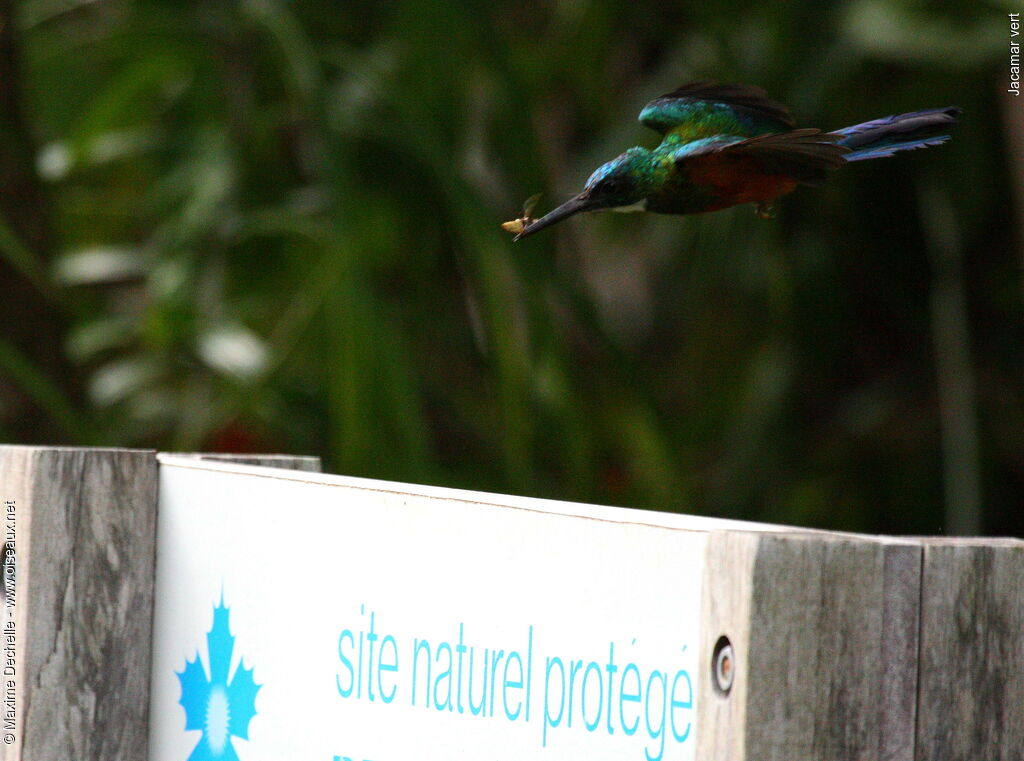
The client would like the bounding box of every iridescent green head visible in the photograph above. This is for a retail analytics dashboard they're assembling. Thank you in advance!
[515,148,652,240]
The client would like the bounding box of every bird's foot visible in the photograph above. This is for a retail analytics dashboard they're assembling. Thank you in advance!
[754,202,777,220]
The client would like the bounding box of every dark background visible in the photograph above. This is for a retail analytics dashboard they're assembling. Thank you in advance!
[1,0,1021,535]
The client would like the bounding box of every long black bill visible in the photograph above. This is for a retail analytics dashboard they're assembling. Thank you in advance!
[514,195,592,241]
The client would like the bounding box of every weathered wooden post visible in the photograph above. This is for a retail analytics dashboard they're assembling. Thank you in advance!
[697,531,923,761]
[0,446,158,761]
[915,538,1024,760]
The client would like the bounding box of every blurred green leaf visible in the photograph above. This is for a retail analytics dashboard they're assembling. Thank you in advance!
[0,217,53,298]
[842,1,1005,65]
[0,334,90,441]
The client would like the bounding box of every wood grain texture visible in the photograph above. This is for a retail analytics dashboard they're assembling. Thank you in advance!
[915,538,1024,761]
[748,535,921,761]
[699,531,922,761]
[879,543,921,761]
[0,446,158,761]
[697,531,758,761]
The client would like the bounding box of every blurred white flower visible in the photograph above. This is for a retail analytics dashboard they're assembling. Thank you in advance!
[198,325,268,381]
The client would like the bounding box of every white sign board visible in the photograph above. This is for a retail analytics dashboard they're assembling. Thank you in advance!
[149,456,727,761]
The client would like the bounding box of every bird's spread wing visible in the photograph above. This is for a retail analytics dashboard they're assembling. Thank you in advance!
[673,129,849,199]
[639,82,796,143]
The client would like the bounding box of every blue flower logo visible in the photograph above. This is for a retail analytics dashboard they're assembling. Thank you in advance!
[177,596,261,760]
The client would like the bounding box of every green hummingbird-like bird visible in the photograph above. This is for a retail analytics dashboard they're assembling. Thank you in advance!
[512,82,960,239]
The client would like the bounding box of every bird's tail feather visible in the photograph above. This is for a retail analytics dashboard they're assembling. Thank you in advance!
[832,107,960,162]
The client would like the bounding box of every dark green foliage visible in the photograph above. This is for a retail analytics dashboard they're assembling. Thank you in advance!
[0,0,1020,534]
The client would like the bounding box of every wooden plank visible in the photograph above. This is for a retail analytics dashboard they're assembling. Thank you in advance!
[696,531,758,761]
[879,543,922,761]
[915,538,1024,761]
[0,446,158,761]
[698,531,921,761]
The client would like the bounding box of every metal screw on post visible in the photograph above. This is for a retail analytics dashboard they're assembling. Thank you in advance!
[712,635,734,696]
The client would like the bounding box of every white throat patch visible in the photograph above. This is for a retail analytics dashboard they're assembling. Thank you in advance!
[611,199,648,213]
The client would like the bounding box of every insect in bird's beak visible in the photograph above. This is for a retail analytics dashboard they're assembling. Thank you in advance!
[511,193,595,241]
[501,193,542,238]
